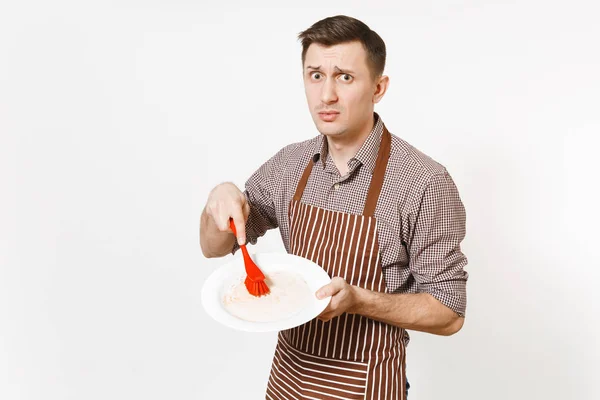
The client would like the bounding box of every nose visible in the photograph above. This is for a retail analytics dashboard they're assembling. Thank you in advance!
[320,77,338,105]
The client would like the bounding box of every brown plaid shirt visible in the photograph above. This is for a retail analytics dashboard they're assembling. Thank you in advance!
[235,113,468,316]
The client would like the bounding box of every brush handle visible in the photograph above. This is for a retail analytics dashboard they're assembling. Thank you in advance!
[229,218,266,282]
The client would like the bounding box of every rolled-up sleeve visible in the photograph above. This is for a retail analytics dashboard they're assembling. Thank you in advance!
[231,149,284,254]
[408,171,469,316]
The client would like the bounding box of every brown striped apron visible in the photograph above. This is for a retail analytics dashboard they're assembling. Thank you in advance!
[266,127,407,400]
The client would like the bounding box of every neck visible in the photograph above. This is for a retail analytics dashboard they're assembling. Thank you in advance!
[327,115,375,176]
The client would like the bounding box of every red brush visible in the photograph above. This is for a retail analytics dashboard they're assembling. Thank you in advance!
[229,218,270,297]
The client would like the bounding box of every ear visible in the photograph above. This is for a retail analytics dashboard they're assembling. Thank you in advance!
[373,75,389,104]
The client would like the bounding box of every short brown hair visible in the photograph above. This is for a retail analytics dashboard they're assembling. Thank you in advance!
[297,15,386,80]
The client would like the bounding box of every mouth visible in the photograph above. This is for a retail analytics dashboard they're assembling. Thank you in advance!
[318,111,340,122]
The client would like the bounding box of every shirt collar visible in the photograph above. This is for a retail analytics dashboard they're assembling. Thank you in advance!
[313,112,385,175]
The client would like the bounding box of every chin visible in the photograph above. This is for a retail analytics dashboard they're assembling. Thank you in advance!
[316,124,344,137]
[313,117,345,136]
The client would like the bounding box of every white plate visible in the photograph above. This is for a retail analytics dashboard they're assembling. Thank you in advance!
[201,252,331,332]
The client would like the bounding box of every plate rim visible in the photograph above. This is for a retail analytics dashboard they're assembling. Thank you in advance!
[201,252,332,333]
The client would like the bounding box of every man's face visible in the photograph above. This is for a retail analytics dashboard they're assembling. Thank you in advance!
[303,41,380,139]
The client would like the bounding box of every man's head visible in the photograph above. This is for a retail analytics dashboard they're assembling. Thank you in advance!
[298,16,389,140]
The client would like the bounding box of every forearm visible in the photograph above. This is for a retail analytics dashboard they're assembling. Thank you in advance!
[199,207,236,258]
[350,288,464,336]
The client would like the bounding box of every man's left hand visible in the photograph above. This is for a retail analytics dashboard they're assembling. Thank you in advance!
[315,277,360,322]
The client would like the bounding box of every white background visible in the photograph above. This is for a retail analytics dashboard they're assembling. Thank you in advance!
[1,1,599,399]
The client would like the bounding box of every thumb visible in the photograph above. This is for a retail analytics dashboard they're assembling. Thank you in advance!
[316,280,341,299]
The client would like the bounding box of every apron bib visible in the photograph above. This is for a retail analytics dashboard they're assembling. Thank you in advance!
[266,128,407,400]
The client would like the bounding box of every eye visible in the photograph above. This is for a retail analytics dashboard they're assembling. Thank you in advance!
[340,74,353,82]
[310,72,323,80]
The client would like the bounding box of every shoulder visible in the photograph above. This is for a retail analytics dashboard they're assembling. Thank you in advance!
[248,136,319,187]
[273,136,319,163]
[384,132,456,210]
[389,133,448,180]
[261,136,319,176]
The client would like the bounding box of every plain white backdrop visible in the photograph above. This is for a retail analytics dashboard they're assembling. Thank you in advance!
[1,1,599,399]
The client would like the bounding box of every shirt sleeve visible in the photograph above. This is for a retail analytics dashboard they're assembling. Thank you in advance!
[408,171,469,316]
[231,149,284,254]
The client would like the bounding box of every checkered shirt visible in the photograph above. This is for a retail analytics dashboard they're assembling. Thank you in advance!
[235,113,469,317]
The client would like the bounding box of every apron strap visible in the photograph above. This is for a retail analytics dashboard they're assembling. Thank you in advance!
[292,154,317,202]
[292,125,392,216]
[362,126,392,217]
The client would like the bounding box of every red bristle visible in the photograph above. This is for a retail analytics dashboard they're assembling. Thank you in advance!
[243,275,271,297]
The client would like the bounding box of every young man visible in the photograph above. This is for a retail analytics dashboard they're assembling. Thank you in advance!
[200,15,468,400]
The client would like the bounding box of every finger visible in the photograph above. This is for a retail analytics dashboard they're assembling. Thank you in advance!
[315,284,331,300]
[316,300,333,321]
[242,200,251,220]
[318,310,338,322]
[230,208,247,246]
[210,203,231,232]
[316,278,344,299]
[319,302,332,315]
[317,312,333,322]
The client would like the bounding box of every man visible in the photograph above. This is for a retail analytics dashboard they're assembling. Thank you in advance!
[200,15,468,400]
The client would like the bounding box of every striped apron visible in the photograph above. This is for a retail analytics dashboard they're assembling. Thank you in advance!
[266,127,407,400]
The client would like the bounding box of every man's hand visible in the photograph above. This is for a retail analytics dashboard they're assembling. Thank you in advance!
[200,182,251,258]
[315,277,358,322]
[204,182,250,245]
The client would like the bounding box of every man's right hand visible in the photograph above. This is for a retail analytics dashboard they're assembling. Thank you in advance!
[204,182,250,246]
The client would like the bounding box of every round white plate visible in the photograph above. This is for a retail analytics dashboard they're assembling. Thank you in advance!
[201,252,331,332]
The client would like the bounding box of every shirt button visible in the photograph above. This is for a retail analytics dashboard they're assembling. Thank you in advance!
[334,183,340,190]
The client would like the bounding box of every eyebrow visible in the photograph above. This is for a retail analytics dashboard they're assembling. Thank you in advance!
[306,65,355,74]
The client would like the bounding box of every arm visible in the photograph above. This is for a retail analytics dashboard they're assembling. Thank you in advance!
[316,278,463,336]
[355,289,464,335]
[317,171,468,335]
